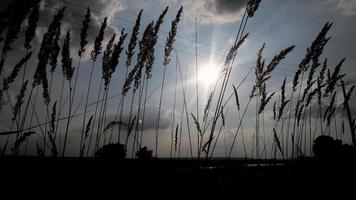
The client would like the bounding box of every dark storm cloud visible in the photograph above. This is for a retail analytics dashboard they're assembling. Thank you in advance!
[1,0,125,61]
[39,0,125,59]
[206,0,246,14]
[0,0,13,12]
[105,104,175,131]
[183,0,246,24]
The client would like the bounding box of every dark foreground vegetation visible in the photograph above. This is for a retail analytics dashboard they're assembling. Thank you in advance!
[1,135,355,195]
[1,155,355,195]
[1,0,355,160]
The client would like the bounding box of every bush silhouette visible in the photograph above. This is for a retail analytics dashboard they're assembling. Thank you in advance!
[95,143,126,159]
[313,135,354,160]
[135,146,153,160]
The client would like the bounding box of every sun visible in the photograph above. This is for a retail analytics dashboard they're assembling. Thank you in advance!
[198,63,220,86]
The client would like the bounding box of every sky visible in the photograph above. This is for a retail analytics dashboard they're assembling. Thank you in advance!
[1,0,356,158]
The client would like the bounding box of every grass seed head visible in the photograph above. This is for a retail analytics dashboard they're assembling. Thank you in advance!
[12,80,28,122]
[78,7,91,57]
[24,0,40,50]
[126,9,143,67]
[247,0,262,17]
[61,30,74,81]
[164,6,183,66]
[91,17,108,61]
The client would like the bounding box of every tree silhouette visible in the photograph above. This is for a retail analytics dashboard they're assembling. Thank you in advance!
[95,143,126,159]
[313,135,354,160]
[136,146,153,160]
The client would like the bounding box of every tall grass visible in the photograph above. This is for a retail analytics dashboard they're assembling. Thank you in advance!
[285,22,332,158]
[0,1,32,75]
[1,2,356,160]
[92,33,116,152]
[76,7,91,154]
[204,0,263,158]
[1,52,32,112]
[340,79,356,147]
[226,43,294,159]
[12,80,29,155]
[139,8,170,151]
[169,60,178,157]
[61,30,75,156]
[114,10,142,146]
[205,33,249,158]
[80,17,107,155]
[174,50,193,157]
[122,22,154,152]
[194,17,200,157]
[99,29,127,147]
[23,0,40,85]
[48,101,58,157]
[155,6,182,157]
[18,7,66,156]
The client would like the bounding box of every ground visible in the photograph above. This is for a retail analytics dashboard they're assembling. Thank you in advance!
[0,156,355,196]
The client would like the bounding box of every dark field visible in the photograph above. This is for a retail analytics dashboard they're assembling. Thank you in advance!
[1,157,355,195]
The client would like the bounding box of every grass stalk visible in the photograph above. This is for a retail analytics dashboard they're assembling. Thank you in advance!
[175,50,193,157]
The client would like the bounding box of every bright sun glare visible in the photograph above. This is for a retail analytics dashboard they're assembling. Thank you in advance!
[198,63,220,86]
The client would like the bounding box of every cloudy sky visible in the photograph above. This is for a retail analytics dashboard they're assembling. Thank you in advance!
[1,0,356,158]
